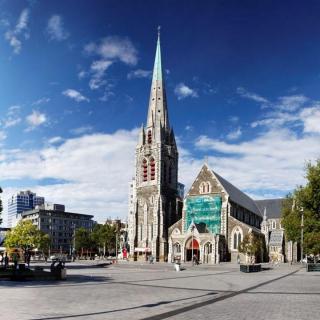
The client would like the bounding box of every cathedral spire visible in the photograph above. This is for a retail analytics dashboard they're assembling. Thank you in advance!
[146,27,170,131]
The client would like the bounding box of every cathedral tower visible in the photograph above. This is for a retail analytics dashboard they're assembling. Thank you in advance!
[128,30,180,261]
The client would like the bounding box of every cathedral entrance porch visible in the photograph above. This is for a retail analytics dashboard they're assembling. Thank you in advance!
[185,238,199,262]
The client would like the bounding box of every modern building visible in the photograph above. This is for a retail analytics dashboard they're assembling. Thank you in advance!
[128,30,182,261]
[7,190,45,227]
[21,205,94,253]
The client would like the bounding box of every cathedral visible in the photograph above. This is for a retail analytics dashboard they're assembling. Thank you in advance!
[127,32,295,264]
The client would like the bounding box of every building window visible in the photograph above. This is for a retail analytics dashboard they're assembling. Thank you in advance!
[272,220,276,229]
[168,165,172,183]
[142,158,148,182]
[150,157,155,180]
[232,227,243,251]
[199,182,211,194]
[147,130,152,144]
[173,243,181,254]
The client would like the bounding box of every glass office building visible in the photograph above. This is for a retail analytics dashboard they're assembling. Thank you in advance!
[7,190,45,227]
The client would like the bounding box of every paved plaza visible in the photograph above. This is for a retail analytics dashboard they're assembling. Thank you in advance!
[0,262,319,320]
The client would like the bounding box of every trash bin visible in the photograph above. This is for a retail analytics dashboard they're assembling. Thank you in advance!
[174,263,180,272]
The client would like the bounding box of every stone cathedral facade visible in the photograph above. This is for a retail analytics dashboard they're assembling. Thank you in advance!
[127,33,292,264]
[127,32,182,262]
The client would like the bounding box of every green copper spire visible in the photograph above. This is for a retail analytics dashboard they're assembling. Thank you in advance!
[152,26,163,82]
[146,26,170,131]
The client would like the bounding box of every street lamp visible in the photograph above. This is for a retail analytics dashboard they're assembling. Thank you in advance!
[300,208,304,263]
[191,222,195,265]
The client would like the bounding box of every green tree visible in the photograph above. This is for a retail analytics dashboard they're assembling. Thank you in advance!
[4,220,50,253]
[238,233,262,264]
[91,224,116,256]
[282,160,320,256]
[75,227,96,257]
[0,187,3,225]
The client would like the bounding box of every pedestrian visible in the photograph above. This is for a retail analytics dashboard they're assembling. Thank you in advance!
[4,252,9,269]
[27,253,31,267]
[193,254,199,265]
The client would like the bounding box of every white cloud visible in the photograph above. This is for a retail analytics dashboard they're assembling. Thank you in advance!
[226,127,242,140]
[25,110,47,131]
[174,83,198,100]
[276,95,308,111]
[4,117,21,128]
[46,15,69,41]
[32,97,50,106]
[0,131,7,141]
[70,126,93,135]
[300,106,320,134]
[84,36,138,65]
[62,89,89,102]
[0,129,139,223]
[48,136,63,145]
[4,8,30,54]
[89,60,113,90]
[194,127,320,195]
[127,69,152,79]
[237,87,269,105]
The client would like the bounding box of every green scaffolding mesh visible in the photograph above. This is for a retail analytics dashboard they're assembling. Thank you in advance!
[185,195,222,234]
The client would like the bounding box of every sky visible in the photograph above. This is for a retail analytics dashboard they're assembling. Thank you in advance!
[0,0,320,225]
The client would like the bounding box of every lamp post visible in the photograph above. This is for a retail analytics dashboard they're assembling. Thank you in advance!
[191,222,195,265]
[300,208,304,263]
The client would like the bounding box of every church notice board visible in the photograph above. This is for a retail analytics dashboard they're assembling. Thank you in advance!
[185,195,222,234]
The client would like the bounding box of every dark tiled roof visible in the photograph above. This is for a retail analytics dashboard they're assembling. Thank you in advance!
[212,171,262,216]
[195,222,209,233]
[254,199,284,219]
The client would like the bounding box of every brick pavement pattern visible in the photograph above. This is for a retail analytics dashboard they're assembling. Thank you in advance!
[0,262,319,320]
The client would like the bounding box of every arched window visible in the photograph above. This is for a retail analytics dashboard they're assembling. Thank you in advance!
[147,130,152,144]
[233,233,237,250]
[232,227,243,251]
[142,159,148,182]
[200,181,211,194]
[150,157,155,180]
[173,243,181,254]
[168,165,172,183]
[163,162,167,182]
[237,233,242,248]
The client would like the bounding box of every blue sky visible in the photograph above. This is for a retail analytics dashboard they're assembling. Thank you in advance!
[0,0,320,224]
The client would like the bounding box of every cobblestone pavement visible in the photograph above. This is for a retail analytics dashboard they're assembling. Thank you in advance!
[0,262,319,320]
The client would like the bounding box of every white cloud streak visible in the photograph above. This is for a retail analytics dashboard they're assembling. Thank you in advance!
[174,83,198,100]
[4,8,30,54]
[62,89,89,102]
[25,110,47,131]
[47,15,69,41]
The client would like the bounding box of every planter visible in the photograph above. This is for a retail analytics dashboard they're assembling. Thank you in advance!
[240,264,261,273]
[306,263,320,272]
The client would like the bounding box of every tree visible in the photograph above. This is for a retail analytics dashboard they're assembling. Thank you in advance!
[0,187,3,225]
[238,233,262,264]
[4,220,50,253]
[75,227,96,257]
[282,160,320,257]
[91,224,116,256]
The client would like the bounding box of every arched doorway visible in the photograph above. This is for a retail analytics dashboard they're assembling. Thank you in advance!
[185,238,199,262]
[203,242,213,264]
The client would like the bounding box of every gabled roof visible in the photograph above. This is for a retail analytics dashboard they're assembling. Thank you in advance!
[255,198,284,219]
[212,170,262,217]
